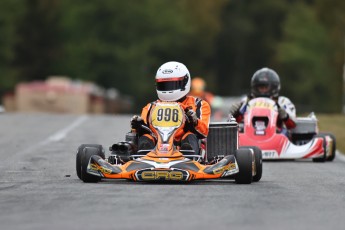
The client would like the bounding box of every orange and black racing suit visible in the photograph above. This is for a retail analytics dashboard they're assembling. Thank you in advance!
[139,96,211,153]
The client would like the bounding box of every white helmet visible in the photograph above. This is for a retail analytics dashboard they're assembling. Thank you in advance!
[155,61,191,101]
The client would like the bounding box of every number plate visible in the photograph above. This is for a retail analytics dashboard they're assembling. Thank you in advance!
[151,103,184,128]
[248,98,276,110]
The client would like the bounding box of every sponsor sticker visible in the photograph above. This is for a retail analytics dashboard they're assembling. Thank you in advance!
[262,150,278,158]
[162,69,173,74]
[89,163,112,174]
[158,144,170,153]
[222,162,239,177]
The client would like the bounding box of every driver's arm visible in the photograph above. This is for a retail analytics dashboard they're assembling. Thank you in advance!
[278,96,297,129]
[193,99,211,138]
[140,102,153,124]
[284,117,296,129]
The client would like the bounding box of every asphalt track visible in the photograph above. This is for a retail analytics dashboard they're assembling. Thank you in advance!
[0,113,345,230]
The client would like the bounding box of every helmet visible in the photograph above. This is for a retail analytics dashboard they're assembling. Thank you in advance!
[191,77,206,97]
[251,67,280,98]
[155,61,191,101]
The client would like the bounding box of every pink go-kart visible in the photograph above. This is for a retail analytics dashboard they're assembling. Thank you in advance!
[238,97,336,162]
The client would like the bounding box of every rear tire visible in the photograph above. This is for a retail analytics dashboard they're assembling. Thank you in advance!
[240,146,262,182]
[234,149,253,184]
[76,144,105,182]
[324,133,336,161]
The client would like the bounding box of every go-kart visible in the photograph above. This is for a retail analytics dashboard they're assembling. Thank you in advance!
[238,97,336,162]
[76,101,262,184]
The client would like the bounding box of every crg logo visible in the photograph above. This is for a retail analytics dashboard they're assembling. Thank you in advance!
[136,169,189,181]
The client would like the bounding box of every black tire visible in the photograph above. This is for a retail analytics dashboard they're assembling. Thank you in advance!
[240,146,262,182]
[234,149,253,184]
[312,134,327,163]
[324,133,336,161]
[76,144,105,182]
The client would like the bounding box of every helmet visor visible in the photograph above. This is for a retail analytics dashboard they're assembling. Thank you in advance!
[252,82,272,97]
[256,84,270,94]
[156,77,185,91]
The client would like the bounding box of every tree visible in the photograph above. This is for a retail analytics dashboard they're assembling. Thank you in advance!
[276,3,337,112]
[11,0,61,82]
[58,0,225,109]
[0,0,25,92]
[215,0,289,96]
[314,0,345,112]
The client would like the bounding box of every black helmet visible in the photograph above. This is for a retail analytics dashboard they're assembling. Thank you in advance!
[251,67,280,98]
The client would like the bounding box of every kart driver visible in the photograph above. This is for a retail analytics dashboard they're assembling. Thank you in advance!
[130,61,211,154]
[229,67,296,133]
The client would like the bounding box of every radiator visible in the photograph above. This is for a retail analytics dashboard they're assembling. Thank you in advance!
[206,121,238,162]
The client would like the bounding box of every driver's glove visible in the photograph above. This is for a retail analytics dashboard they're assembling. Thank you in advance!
[130,115,145,130]
[278,108,289,121]
[229,102,242,117]
[186,109,198,125]
[130,115,151,136]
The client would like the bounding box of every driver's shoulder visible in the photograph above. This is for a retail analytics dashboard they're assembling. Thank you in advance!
[278,96,296,117]
[277,96,294,105]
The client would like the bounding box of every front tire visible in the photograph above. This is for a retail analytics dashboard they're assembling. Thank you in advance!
[234,149,253,184]
[240,146,262,182]
[76,144,105,182]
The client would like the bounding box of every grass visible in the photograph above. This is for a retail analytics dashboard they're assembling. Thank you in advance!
[315,114,345,154]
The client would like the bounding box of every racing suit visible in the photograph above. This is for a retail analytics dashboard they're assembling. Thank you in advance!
[138,95,211,154]
[230,95,296,130]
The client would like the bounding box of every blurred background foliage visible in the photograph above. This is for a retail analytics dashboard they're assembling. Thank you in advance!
[0,0,344,113]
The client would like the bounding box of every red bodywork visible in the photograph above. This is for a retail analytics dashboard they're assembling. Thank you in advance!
[238,98,325,160]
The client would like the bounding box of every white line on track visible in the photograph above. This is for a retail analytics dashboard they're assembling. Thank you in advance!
[47,115,89,142]
[20,115,89,155]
